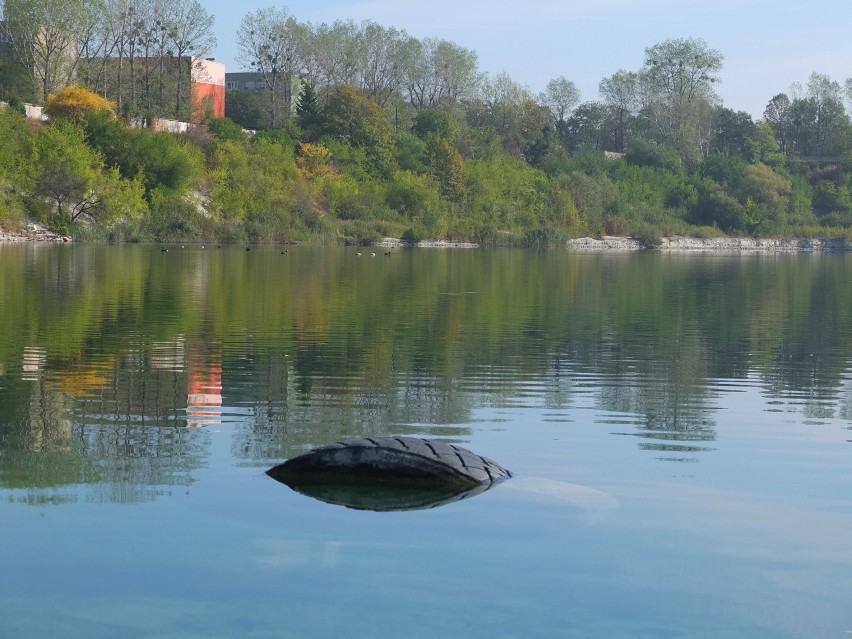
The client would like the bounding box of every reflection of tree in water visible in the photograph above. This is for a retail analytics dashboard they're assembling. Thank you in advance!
[0,342,211,504]
[229,352,474,462]
[595,333,717,462]
[4,247,852,498]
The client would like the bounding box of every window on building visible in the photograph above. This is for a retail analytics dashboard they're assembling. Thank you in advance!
[226,82,237,89]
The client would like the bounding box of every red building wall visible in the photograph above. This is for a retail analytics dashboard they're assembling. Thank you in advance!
[193,82,225,119]
[191,58,226,120]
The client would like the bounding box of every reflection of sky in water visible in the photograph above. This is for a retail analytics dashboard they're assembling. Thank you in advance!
[11,371,849,639]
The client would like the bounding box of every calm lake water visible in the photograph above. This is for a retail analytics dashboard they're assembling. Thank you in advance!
[1,244,851,638]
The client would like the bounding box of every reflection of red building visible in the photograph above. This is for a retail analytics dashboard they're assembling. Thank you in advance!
[186,351,222,427]
[191,57,225,120]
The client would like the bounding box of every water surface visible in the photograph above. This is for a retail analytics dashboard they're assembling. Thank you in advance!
[1,245,851,638]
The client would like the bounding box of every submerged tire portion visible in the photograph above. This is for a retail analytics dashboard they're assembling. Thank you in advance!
[268,436,512,488]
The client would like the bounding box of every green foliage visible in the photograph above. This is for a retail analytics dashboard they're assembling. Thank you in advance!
[225,90,271,130]
[325,86,398,177]
[32,121,102,224]
[84,112,204,200]
[209,138,300,226]
[625,139,682,173]
[3,33,852,245]
[522,226,569,248]
[0,58,37,105]
[425,135,467,200]
[29,120,146,230]
[343,221,385,245]
[296,82,325,141]
[142,133,204,196]
[208,118,247,143]
[0,108,36,196]
[747,123,786,167]
[143,189,211,242]
[691,177,744,231]
[254,120,301,151]
[394,131,429,173]
[736,164,792,235]
[631,222,663,249]
[323,173,390,221]
[700,152,747,187]
[413,109,458,141]
[323,139,372,180]
[401,226,424,243]
[385,171,440,216]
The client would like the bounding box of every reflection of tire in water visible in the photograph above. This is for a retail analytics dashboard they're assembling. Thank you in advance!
[499,476,619,524]
[266,436,512,511]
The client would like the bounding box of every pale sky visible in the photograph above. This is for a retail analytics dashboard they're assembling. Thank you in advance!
[203,0,852,119]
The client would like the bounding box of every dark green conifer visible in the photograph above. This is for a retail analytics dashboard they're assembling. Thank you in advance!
[296,82,324,141]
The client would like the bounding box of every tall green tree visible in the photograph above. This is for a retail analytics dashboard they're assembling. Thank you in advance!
[166,0,215,119]
[33,121,145,226]
[539,76,580,146]
[0,57,37,104]
[763,93,792,154]
[710,106,754,156]
[3,0,96,100]
[640,37,724,166]
[403,37,478,112]
[599,70,640,152]
[295,80,324,140]
[564,101,610,153]
[236,6,305,127]
[325,85,397,177]
[355,20,416,107]
[300,19,360,94]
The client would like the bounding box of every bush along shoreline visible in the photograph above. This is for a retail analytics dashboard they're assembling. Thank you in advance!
[4,74,852,249]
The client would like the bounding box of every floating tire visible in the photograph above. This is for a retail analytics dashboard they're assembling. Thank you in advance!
[267,436,512,511]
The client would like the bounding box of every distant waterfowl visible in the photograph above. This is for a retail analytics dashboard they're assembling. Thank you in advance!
[160,247,168,252]
[370,252,376,257]
[356,252,362,256]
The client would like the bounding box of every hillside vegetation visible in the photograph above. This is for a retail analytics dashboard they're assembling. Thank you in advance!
[3,29,852,244]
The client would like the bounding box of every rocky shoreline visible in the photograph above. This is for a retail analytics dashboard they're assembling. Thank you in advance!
[384,235,851,252]
[566,235,850,253]
[378,237,479,249]
[1,228,848,252]
[0,223,71,243]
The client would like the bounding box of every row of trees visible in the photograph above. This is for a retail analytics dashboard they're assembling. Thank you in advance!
[5,0,852,169]
[1,0,215,120]
[229,9,852,171]
[234,7,478,127]
[5,76,851,246]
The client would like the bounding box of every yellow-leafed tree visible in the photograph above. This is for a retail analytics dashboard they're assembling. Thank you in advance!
[296,142,334,178]
[45,86,116,124]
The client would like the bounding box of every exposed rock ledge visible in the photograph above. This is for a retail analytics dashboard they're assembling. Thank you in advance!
[378,237,479,248]
[566,236,849,253]
[0,223,71,243]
